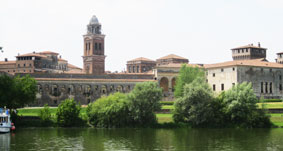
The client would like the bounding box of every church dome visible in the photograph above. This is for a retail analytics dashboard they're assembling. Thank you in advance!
[89,15,99,25]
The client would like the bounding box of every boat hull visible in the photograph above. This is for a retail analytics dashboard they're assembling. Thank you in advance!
[0,127,10,133]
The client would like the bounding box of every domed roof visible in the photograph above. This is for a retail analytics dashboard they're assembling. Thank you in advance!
[89,15,99,25]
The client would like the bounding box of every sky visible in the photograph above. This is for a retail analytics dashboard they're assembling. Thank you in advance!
[1,0,283,72]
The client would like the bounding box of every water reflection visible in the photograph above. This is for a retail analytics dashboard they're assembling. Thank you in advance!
[0,133,10,151]
[8,128,283,151]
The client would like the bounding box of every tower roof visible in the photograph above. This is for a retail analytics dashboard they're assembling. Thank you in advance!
[89,15,99,25]
[158,54,188,60]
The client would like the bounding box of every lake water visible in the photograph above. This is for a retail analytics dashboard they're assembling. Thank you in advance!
[1,128,283,151]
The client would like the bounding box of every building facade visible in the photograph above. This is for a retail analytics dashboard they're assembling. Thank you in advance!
[231,43,267,60]
[83,15,106,75]
[127,57,156,73]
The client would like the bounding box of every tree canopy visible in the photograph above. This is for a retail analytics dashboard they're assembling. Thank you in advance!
[173,77,214,126]
[0,75,37,109]
[174,64,205,98]
[87,82,163,128]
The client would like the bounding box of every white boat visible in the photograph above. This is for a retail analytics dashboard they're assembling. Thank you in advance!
[0,108,14,133]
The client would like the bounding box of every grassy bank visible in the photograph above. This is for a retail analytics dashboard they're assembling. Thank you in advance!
[18,107,87,116]
[16,105,283,127]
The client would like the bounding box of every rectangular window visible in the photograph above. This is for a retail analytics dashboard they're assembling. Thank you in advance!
[137,66,139,73]
[280,75,282,80]
[95,43,98,50]
[221,84,224,91]
[213,73,215,77]
[261,82,264,93]
[265,82,268,93]
[279,84,282,91]
[221,68,224,72]
[99,43,102,50]
[270,83,272,94]
[213,84,216,91]
[232,67,235,71]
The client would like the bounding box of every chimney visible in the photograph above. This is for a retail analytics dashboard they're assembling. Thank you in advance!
[258,42,261,47]
[33,51,35,54]
[59,55,62,59]
[4,58,8,62]
[251,43,253,46]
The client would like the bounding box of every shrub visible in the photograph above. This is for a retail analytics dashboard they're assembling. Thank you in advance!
[87,93,130,128]
[39,104,52,125]
[86,82,163,128]
[173,77,214,126]
[222,82,272,128]
[174,64,205,98]
[160,101,174,105]
[127,82,163,126]
[56,99,82,127]
[259,99,282,103]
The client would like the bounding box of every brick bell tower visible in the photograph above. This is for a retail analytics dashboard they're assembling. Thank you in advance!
[83,15,106,75]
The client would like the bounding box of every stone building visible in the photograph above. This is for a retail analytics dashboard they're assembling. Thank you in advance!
[276,52,283,64]
[205,44,283,99]
[231,43,266,60]
[0,59,16,74]
[27,73,154,106]
[127,57,156,73]
[156,54,189,66]
[18,15,155,106]
[83,15,106,75]
[0,51,79,74]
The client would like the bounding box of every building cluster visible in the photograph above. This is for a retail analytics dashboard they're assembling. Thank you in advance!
[0,51,82,74]
[1,15,283,106]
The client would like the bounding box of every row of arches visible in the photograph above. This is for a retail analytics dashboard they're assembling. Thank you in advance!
[37,83,133,96]
[159,77,176,92]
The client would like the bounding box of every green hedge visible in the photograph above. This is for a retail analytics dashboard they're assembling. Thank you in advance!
[160,101,175,105]
[259,99,282,103]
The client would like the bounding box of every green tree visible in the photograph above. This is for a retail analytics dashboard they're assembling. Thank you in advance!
[222,82,271,127]
[127,82,163,126]
[56,99,81,127]
[0,75,37,109]
[173,77,214,126]
[174,64,205,98]
[39,104,52,125]
[87,92,130,128]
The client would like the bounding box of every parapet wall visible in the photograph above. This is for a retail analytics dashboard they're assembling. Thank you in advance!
[16,73,154,80]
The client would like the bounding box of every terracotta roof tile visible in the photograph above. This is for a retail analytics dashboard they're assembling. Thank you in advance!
[157,54,188,60]
[158,63,201,68]
[35,78,154,82]
[67,63,82,69]
[39,51,59,55]
[58,58,67,62]
[231,45,267,50]
[0,61,16,65]
[204,58,283,69]
[128,57,155,62]
[16,53,47,58]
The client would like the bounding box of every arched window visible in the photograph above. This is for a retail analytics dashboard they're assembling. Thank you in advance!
[160,77,169,92]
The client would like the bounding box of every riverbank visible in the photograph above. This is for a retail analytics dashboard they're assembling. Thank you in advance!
[15,106,283,128]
